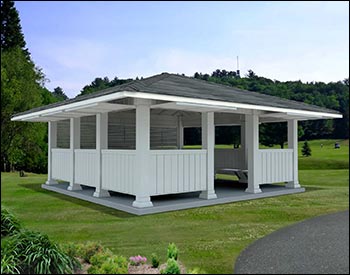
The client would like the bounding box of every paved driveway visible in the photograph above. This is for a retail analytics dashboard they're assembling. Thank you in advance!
[234,210,349,274]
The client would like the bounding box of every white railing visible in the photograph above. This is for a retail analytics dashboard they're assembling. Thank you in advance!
[74,149,98,188]
[101,150,136,195]
[214,148,246,171]
[150,150,207,196]
[52,149,71,182]
[258,149,293,184]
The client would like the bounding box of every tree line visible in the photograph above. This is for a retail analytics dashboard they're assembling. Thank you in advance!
[1,0,67,172]
[1,0,348,173]
[193,69,349,147]
[79,70,349,148]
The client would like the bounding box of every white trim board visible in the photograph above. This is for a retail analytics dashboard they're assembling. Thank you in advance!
[12,90,342,122]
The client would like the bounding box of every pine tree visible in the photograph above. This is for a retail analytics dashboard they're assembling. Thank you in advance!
[302,141,312,157]
[1,0,29,57]
[52,86,68,101]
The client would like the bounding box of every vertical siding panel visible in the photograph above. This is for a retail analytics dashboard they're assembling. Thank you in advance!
[184,154,189,192]
[127,155,131,193]
[156,155,163,194]
[150,155,156,195]
[280,152,283,181]
[131,155,135,194]
[52,149,71,182]
[189,154,194,191]
[164,155,171,193]
[121,155,127,192]
[178,154,184,192]
[201,152,206,190]
[171,155,177,193]
[196,154,201,191]
[98,151,136,195]
[116,154,120,192]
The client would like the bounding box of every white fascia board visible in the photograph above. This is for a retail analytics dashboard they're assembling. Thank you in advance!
[123,91,343,119]
[11,91,128,121]
[12,90,343,122]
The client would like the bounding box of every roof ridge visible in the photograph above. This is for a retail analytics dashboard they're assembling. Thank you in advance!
[137,72,172,87]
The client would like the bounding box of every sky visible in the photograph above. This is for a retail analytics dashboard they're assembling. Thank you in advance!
[15,1,349,98]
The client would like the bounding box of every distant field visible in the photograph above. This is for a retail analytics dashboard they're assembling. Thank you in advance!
[186,139,349,170]
[1,139,348,274]
[297,139,348,170]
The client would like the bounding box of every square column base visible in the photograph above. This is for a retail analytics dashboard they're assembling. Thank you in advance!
[67,183,82,191]
[286,181,301,189]
[132,196,153,208]
[245,187,262,194]
[199,190,217,200]
[45,179,58,185]
[93,189,110,198]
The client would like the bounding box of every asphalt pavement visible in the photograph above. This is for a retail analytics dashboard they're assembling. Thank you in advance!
[234,210,349,274]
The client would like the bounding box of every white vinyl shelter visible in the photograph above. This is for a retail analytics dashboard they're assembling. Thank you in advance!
[12,73,342,211]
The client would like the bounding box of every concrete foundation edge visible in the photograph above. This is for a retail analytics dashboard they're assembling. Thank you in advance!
[42,184,305,216]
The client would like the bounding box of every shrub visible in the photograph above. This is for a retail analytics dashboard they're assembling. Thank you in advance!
[161,258,181,274]
[89,249,113,267]
[89,255,128,274]
[88,249,114,273]
[129,255,147,266]
[1,253,20,274]
[1,207,21,237]
[167,243,178,260]
[60,242,80,258]
[2,230,76,274]
[76,241,104,263]
[151,253,160,268]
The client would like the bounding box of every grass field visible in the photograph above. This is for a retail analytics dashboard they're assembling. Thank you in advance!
[1,139,349,274]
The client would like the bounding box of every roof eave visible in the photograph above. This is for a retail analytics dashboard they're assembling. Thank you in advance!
[11,91,128,122]
[123,91,342,119]
[11,90,342,123]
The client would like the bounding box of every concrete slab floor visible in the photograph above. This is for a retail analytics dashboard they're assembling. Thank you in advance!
[42,180,305,215]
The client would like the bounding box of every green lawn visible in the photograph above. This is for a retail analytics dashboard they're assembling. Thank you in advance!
[1,139,349,274]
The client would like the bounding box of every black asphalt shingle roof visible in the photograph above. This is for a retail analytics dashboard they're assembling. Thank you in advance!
[13,73,340,117]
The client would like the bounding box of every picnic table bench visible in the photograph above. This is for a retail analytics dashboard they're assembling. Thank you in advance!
[215,168,248,183]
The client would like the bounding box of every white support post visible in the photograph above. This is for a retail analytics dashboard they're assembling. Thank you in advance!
[245,114,262,193]
[199,112,217,199]
[46,121,58,185]
[132,99,153,208]
[93,113,110,197]
[241,121,248,170]
[286,119,301,188]
[177,115,184,149]
[68,117,82,191]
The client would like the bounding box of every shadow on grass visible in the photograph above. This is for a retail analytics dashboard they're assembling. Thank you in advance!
[19,183,135,219]
[303,186,324,192]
